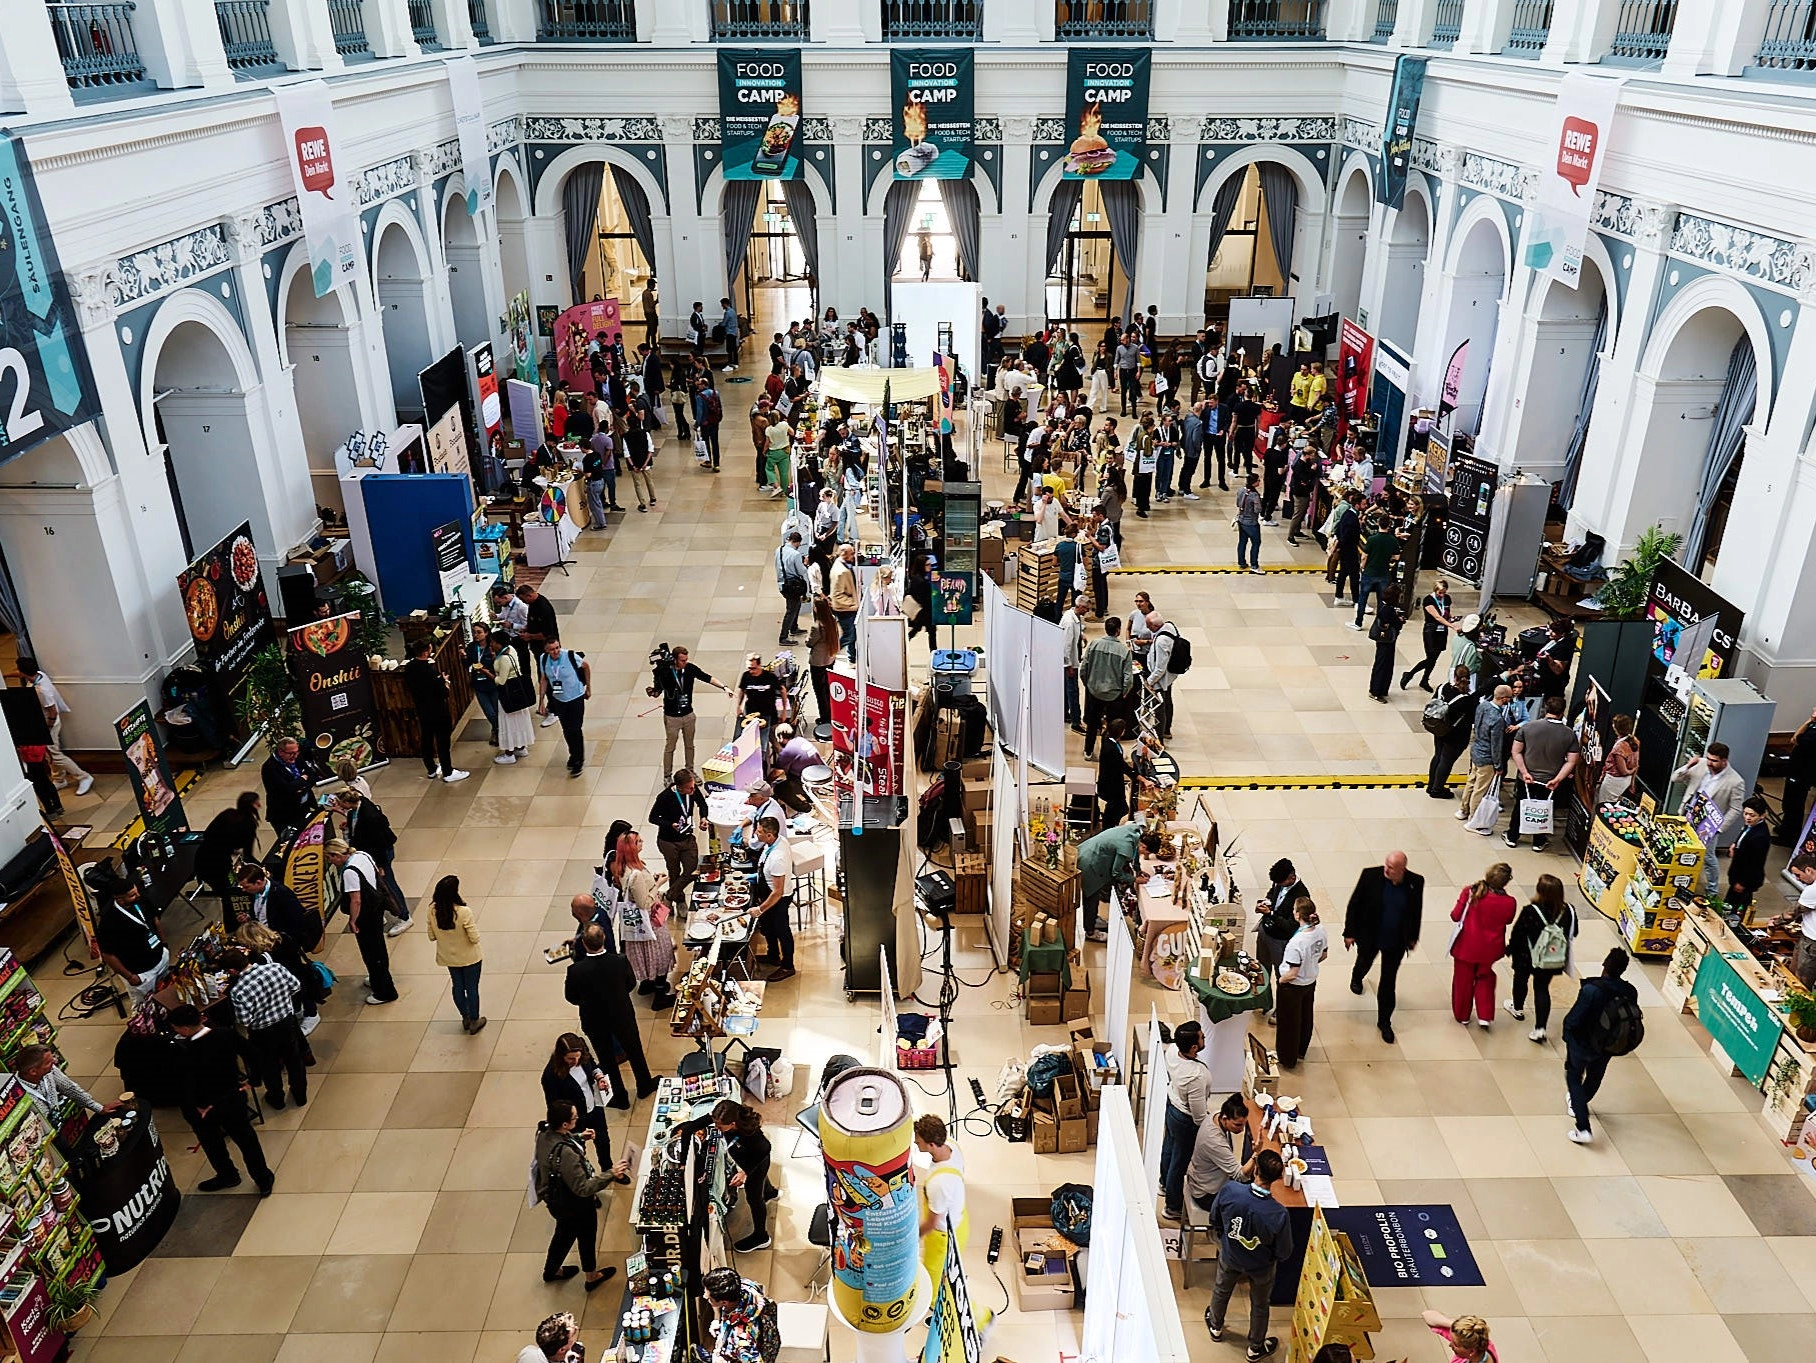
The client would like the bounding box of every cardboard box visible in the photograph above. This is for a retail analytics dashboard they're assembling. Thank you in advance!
[1026,970,1062,996]
[1029,1108,1058,1154]
[1051,1072,1085,1120]
[953,852,988,915]
[1061,968,1090,1022]
[1069,1024,1121,1095]
[1056,1116,1088,1154]
[1027,994,1063,1026]
[1085,1107,1100,1146]
[962,777,991,813]
[1011,1197,1076,1312]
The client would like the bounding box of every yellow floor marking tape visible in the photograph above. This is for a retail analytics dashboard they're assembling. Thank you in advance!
[1106,565,1328,575]
[1175,774,1462,790]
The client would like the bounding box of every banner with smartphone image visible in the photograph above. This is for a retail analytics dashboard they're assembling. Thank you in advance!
[891,49,974,181]
[1062,49,1149,181]
[718,48,803,181]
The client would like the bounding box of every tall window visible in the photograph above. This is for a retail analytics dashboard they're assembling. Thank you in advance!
[891,181,959,282]
[579,172,650,303]
[1202,166,1287,327]
[1044,181,1124,329]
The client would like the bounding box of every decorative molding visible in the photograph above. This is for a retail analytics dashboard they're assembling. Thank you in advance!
[1671,212,1813,292]
[1032,117,1067,144]
[1197,116,1335,143]
[1409,138,1441,174]
[70,268,117,329]
[110,225,232,307]
[1146,116,1170,143]
[1341,116,1380,150]
[1460,151,1527,201]
[1000,115,1034,142]
[831,115,865,142]
[427,138,461,179]
[523,115,663,144]
[225,213,264,260]
[357,156,417,208]
[863,116,894,144]
[1593,193,1669,245]
[660,115,692,142]
[976,116,1001,144]
[694,116,720,143]
[257,198,303,249]
[799,116,831,143]
[486,117,522,154]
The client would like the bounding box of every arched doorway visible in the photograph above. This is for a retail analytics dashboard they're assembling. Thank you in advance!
[1514,259,1609,486]
[1328,166,1371,324]
[1379,189,1429,353]
[891,180,960,284]
[373,218,435,425]
[1202,165,1290,328]
[146,317,263,562]
[496,162,532,310]
[728,178,814,339]
[1046,180,1129,332]
[575,169,653,307]
[282,261,364,510]
[443,189,490,348]
[1434,210,1508,436]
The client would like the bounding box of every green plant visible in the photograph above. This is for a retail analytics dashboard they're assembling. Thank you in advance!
[1595,523,1683,619]
[336,572,394,659]
[46,1272,99,1327]
[234,644,301,744]
[1765,1054,1800,1107]
[1785,986,1816,1033]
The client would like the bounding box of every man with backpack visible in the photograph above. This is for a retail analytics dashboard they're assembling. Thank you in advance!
[1204,1148,1292,1362]
[1561,947,1643,1144]
[694,375,724,471]
[1143,612,1190,742]
[1423,665,1478,799]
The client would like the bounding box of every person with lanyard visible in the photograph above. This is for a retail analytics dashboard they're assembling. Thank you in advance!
[231,861,322,954]
[1204,1148,1293,1361]
[11,1045,114,1136]
[1674,740,1747,896]
[1158,1021,1209,1220]
[678,1100,776,1253]
[221,946,307,1109]
[748,816,796,982]
[734,654,788,752]
[167,1001,274,1194]
[260,736,315,835]
[327,837,397,1005]
[335,788,411,933]
[97,878,169,1007]
[1076,822,1162,942]
[648,769,709,906]
[648,644,724,777]
[540,1033,630,1182]
[1186,1092,1256,1219]
[1274,897,1328,1070]
[1401,578,1458,692]
[538,637,592,777]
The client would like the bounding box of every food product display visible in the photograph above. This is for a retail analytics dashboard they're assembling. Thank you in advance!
[1580,803,1704,957]
[0,1079,103,1295]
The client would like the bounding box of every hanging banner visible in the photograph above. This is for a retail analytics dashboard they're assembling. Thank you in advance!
[0,134,102,465]
[430,520,470,607]
[472,341,502,438]
[1377,55,1428,210]
[892,50,974,181]
[1063,49,1150,181]
[921,1229,983,1363]
[1645,559,1743,681]
[1336,320,1375,436]
[933,350,954,436]
[506,291,537,383]
[447,56,493,217]
[1438,340,1469,422]
[828,675,906,798]
[554,300,624,395]
[718,49,803,182]
[1525,73,1623,289]
[115,702,186,835]
[288,611,382,770]
[274,81,361,297]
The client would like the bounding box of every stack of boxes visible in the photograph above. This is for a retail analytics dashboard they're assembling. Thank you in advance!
[1010,1196,1077,1312]
[1069,1024,1120,1146]
[1015,544,1062,613]
[1027,1070,1088,1154]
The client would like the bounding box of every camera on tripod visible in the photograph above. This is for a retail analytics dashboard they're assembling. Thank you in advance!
[646,642,675,698]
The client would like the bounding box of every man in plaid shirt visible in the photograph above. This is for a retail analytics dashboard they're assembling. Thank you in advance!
[222,948,308,1110]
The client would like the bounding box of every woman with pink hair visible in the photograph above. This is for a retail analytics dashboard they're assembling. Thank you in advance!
[613,830,677,1010]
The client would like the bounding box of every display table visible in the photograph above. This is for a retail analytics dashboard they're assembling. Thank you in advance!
[1018,926,1070,989]
[1579,803,1704,957]
[628,1073,737,1234]
[1188,960,1272,1092]
[370,628,475,758]
[522,516,578,569]
[66,1103,179,1272]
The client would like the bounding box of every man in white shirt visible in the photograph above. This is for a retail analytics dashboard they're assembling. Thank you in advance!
[1032,487,1070,543]
[1145,612,1182,742]
[18,657,92,795]
[1061,594,1084,734]
[1160,1021,1209,1219]
[1674,741,1747,895]
[1778,856,1816,988]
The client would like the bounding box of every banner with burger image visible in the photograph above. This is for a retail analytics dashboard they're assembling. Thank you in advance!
[891,50,973,181]
[288,612,384,773]
[718,48,803,181]
[1063,49,1150,181]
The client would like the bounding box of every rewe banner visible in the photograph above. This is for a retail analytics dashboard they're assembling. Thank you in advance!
[1525,74,1623,289]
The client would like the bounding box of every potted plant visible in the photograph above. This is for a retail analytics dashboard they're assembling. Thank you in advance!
[1785,986,1816,1044]
[234,644,302,744]
[1592,523,1683,619]
[47,1274,100,1333]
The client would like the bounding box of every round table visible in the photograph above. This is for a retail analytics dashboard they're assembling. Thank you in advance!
[1187,963,1273,1092]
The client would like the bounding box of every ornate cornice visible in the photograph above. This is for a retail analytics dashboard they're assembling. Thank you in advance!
[523,115,663,144]
[1671,212,1813,292]
[257,199,303,250]
[487,117,523,154]
[1593,192,1669,245]
[1147,117,1171,143]
[1341,116,1380,151]
[976,116,1001,143]
[427,138,461,179]
[357,156,417,208]
[1000,115,1034,142]
[831,115,865,142]
[110,224,232,308]
[694,116,720,143]
[1197,116,1335,143]
[70,268,117,329]
[862,116,893,144]
[1032,117,1066,144]
[801,117,832,144]
[660,115,692,142]
[1460,152,1533,203]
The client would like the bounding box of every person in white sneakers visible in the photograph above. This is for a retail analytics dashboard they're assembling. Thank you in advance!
[18,657,92,796]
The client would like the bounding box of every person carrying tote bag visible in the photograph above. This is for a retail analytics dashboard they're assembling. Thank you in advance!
[492,646,537,765]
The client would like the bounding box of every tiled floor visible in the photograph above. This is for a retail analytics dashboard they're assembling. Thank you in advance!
[55,300,1816,1363]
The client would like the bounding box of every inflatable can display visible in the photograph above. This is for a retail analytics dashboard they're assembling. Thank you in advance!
[819,1067,917,1331]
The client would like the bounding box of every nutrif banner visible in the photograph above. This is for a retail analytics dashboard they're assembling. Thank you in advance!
[891,50,974,181]
[1062,49,1150,181]
[718,49,803,181]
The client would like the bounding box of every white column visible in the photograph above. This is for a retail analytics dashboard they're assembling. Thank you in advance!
[827,116,869,321]
[1728,449,1816,723]
[0,5,77,116]
[1325,0,1379,42]
[1355,198,1393,336]
[1458,0,1515,53]
[985,0,1050,42]
[997,117,1041,338]
[1548,0,1619,63]
[1663,0,1771,77]
[269,0,344,69]
[412,152,460,361]
[492,0,539,40]
[1392,0,1440,47]
[813,0,866,43]
[642,0,705,42]
[138,0,237,90]
[432,0,477,49]
[1156,0,1216,41]
[365,0,424,58]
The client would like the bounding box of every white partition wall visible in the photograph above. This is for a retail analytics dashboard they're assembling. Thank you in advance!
[890,281,982,384]
[987,745,1020,965]
[1083,1087,1191,1363]
[1141,1011,1167,1193]
[1103,889,1135,1074]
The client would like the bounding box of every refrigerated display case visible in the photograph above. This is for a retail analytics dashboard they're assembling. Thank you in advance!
[1659,677,1776,815]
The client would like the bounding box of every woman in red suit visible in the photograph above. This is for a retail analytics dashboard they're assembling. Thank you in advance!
[1448,863,1518,1027]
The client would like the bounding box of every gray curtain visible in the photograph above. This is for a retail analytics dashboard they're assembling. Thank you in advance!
[0,547,29,655]
[1558,298,1609,511]
[781,179,820,292]
[1099,178,1140,322]
[608,166,656,285]
[1203,173,1245,274]
[1045,178,1083,279]
[562,163,604,302]
[882,179,920,322]
[1257,163,1299,285]
[721,180,763,296]
[1684,335,1756,568]
[938,178,981,283]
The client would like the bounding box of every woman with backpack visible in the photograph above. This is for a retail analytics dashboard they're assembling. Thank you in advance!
[533,1099,621,1289]
[1504,873,1576,1043]
[1448,863,1518,1027]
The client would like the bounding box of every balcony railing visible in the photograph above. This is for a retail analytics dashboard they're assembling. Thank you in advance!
[1055,0,1152,39]
[1605,0,1675,65]
[1504,0,1551,55]
[539,0,636,38]
[1756,0,1816,71]
[1371,0,1396,41]
[710,0,809,38]
[327,0,371,57]
[47,2,155,98]
[407,0,440,47]
[884,0,981,39]
[215,0,284,75]
[1227,0,1326,40]
[469,0,492,42]
[1429,0,1462,47]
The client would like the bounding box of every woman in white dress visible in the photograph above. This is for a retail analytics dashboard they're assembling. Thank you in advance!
[492,644,536,763]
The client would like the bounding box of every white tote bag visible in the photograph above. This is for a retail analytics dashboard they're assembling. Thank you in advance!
[1465,788,1501,835]
[1518,784,1555,836]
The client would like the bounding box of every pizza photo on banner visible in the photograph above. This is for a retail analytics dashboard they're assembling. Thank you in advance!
[1377,54,1429,210]
[892,50,974,180]
[719,49,803,181]
[115,702,186,834]
[1063,49,1150,181]
[288,612,383,773]
[176,521,277,742]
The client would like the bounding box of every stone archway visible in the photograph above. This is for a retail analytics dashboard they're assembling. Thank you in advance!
[442,180,491,348]
[372,211,437,423]
[280,248,365,510]
[1328,161,1371,324]
[1378,184,1431,354]
[1434,203,1510,436]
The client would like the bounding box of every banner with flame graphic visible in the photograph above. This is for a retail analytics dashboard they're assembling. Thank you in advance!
[718,48,803,181]
[1062,49,1149,182]
[891,50,974,181]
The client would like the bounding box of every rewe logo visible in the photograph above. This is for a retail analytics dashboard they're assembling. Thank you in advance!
[1556,117,1598,195]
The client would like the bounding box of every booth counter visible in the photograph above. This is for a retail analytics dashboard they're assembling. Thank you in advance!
[370,630,475,760]
[1579,803,1704,958]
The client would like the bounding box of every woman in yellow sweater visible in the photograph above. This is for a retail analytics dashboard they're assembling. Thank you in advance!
[426,875,485,1034]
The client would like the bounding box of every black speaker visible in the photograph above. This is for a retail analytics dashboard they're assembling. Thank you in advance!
[277,564,318,622]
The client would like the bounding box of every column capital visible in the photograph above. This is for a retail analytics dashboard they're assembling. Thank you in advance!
[661,115,695,143]
[999,115,1035,143]
[225,212,266,260]
[70,267,118,330]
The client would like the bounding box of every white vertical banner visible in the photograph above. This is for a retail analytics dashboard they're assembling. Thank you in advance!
[274,82,361,298]
[1523,73,1623,290]
[1103,889,1135,1075]
[1140,1009,1167,1191]
[448,56,494,217]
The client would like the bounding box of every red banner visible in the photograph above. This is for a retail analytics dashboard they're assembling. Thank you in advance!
[553,299,623,395]
[827,673,906,798]
[1336,319,1375,439]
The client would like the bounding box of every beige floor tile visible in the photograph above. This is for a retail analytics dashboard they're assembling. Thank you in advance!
[1351,1117,1458,1180]
[1495,1238,1621,1315]
[1435,1115,1548,1179]
[355,1129,461,1192]
[385,1071,485,1128]
[190,1256,319,1334]
[1635,1175,1758,1238]
[1722,1313,1816,1361]
[288,1255,415,1334]
[1598,1113,1718,1176]
[104,1258,229,1335]
[1681,1113,1800,1174]
[387,1254,505,1332]
[1552,1175,1672,1239]
[371,1334,481,1363]
[234,1193,351,1256]
[1625,1315,1750,1363]
[1677,1235,1810,1313]
[1464,1177,1576,1240]
[272,1334,383,1363]
[1584,1238,1716,1314]
[1766,1234,1816,1308]
[173,1336,283,1363]
[73,1340,184,1363]
[1531,1314,1648,1363]
[273,1128,379,1193]
[416,1190,527,1255]
[327,1192,440,1254]
[298,1073,407,1131]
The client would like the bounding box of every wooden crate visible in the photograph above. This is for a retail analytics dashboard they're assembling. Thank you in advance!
[1018,852,1080,916]
[953,852,988,915]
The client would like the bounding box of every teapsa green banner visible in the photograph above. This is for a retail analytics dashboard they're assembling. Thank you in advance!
[892,50,974,181]
[1062,49,1149,182]
[718,48,803,182]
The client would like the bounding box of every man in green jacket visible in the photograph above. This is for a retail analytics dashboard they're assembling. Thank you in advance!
[1081,615,1135,760]
[1078,822,1161,939]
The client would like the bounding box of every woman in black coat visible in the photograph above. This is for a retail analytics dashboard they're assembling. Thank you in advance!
[197,792,261,920]
[540,1032,630,1176]
[679,1100,775,1254]
[1368,586,1405,703]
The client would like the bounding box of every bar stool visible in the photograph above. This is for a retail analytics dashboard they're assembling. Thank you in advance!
[791,843,828,927]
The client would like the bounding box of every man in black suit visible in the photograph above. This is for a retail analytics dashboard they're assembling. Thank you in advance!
[564,924,658,1108]
[1342,850,1424,1044]
[168,1002,274,1194]
[260,737,315,834]
[232,862,324,952]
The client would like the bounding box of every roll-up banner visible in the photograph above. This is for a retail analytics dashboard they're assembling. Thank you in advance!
[115,702,186,835]
[1525,73,1623,289]
[1063,50,1149,181]
[288,611,382,770]
[177,520,277,737]
[892,50,974,181]
[719,49,803,181]
[1377,55,1428,210]
[0,133,102,464]
[447,56,493,217]
[274,81,361,297]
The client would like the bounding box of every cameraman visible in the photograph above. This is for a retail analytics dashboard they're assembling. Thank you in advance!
[516,1313,582,1363]
[648,645,725,776]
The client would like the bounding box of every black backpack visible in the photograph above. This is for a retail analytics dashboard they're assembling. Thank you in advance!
[1160,625,1193,674]
[1589,986,1646,1057]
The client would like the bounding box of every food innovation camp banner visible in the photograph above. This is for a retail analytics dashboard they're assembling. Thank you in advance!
[718,49,803,181]
[891,51,974,181]
[1062,50,1150,181]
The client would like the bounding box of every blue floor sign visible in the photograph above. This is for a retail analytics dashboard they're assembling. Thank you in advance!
[1271,1204,1483,1302]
